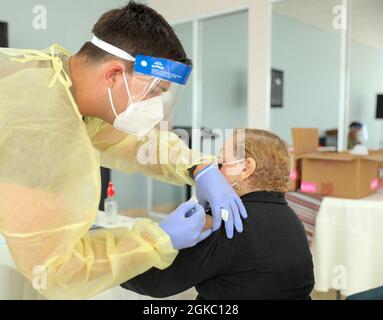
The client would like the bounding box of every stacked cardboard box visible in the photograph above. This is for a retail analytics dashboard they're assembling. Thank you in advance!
[370,150,383,190]
[288,129,383,198]
[288,128,319,191]
[298,151,383,199]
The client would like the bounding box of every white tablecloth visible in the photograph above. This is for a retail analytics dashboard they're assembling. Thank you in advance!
[0,213,196,300]
[312,192,383,296]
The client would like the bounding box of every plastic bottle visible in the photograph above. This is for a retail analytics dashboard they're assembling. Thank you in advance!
[105,182,118,225]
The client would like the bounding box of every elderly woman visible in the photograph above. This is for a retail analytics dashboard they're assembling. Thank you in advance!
[122,129,314,300]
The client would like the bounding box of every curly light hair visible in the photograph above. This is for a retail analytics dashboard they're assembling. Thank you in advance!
[233,129,291,193]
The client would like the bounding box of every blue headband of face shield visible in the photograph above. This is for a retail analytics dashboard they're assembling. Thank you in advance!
[90,36,192,85]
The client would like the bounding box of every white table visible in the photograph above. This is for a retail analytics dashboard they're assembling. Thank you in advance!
[0,213,196,300]
[312,192,383,296]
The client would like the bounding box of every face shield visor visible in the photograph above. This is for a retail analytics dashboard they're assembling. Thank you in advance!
[91,36,192,136]
[357,125,369,144]
[349,122,369,145]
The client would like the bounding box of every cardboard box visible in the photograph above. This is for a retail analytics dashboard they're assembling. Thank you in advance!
[298,151,383,199]
[288,149,300,191]
[379,168,383,191]
[288,128,319,191]
[370,150,383,190]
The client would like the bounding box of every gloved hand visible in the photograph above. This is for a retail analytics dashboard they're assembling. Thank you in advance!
[195,164,248,239]
[160,199,212,250]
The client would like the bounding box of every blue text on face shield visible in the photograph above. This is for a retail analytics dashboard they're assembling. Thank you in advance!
[134,55,192,85]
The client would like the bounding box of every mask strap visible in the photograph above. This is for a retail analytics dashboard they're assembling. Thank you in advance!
[146,80,158,97]
[221,159,245,166]
[107,88,119,118]
[122,72,134,105]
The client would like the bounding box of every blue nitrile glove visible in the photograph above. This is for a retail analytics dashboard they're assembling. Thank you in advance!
[195,164,248,239]
[160,199,212,250]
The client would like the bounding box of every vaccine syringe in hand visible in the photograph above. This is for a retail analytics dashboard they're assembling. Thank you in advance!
[185,196,216,230]
[186,195,229,222]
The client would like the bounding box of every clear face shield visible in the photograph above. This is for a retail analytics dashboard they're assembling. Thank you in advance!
[357,125,369,145]
[91,36,192,137]
[350,122,369,145]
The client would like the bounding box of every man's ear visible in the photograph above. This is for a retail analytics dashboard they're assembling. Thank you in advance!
[104,62,125,89]
[240,157,256,180]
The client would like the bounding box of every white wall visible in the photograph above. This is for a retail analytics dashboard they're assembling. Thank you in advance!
[349,42,383,149]
[270,14,341,144]
[150,0,271,130]
[271,14,383,148]
[149,0,252,23]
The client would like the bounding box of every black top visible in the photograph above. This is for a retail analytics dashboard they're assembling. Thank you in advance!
[122,191,315,300]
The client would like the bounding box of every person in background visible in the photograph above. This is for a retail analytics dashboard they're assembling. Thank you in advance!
[348,121,364,149]
[121,129,315,300]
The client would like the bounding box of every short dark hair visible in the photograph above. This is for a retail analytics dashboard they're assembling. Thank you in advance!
[78,1,192,66]
[349,121,363,129]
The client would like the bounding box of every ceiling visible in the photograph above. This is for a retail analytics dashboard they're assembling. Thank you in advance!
[273,0,383,50]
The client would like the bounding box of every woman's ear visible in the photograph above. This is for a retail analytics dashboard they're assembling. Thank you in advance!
[240,157,256,180]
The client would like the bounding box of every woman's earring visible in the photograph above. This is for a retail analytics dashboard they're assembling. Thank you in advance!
[232,180,243,190]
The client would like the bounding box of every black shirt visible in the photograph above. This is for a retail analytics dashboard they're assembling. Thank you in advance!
[122,191,315,300]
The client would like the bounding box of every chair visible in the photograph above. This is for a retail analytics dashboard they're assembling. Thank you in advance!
[346,286,383,300]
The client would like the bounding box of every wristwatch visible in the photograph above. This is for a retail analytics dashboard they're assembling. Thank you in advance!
[188,164,198,179]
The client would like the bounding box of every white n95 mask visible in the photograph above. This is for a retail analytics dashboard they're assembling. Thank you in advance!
[108,72,164,137]
[114,94,164,137]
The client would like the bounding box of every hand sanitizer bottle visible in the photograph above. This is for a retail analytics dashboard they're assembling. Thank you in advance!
[105,182,118,225]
